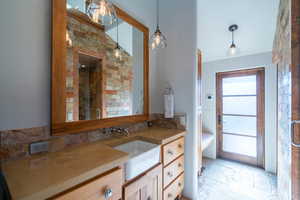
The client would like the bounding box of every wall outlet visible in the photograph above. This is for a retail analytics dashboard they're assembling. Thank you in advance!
[29,141,49,154]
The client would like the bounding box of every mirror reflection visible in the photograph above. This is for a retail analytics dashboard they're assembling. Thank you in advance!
[65,0,144,122]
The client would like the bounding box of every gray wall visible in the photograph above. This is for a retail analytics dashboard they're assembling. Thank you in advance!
[0,0,157,131]
[157,0,198,198]
[0,0,51,130]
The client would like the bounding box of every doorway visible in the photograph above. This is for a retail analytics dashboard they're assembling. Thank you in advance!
[216,68,265,167]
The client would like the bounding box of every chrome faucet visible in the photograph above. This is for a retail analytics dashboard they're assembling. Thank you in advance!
[103,127,130,136]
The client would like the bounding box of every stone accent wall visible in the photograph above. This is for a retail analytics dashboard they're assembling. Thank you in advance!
[66,10,133,120]
[149,113,187,130]
[0,114,186,162]
[272,0,291,199]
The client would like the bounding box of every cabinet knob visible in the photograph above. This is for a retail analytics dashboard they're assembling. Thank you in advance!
[178,163,182,168]
[167,172,173,177]
[178,182,182,187]
[104,188,113,199]
[167,150,173,155]
[168,193,173,198]
[178,144,183,148]
[147,196,151,200]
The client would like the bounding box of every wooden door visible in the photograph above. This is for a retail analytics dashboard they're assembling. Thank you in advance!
[124,164,162,200]
[216,68,265,167]
[291,0,300,198]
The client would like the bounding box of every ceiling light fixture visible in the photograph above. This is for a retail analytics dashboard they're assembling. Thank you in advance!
[86,0,117,26]
[228,24,238,55]
[150,0,167,50]
[114,18,122,61]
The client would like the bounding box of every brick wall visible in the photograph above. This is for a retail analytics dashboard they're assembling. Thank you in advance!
[66,10,133,120]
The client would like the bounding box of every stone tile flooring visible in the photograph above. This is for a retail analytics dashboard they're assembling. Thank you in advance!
[198,158,278,200]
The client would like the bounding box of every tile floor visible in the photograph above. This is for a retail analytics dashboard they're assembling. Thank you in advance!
[198,158,278,200]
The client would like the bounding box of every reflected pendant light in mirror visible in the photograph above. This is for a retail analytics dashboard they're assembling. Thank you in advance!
[114,18,122,61]
[228,24,238,55]
[150,0,167,50]
[86,0,117,26]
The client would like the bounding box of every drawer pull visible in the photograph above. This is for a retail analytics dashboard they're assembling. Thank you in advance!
[167,172,173,177]
[167,150,174,155]
[104,188,113,199]
[168,193,173,198]
[178,144,183,148]
[178,163,182,168]
[147,196,151,200]
[178,182,182,187]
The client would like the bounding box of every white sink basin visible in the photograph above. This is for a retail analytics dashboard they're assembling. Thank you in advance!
[114,140,160,181]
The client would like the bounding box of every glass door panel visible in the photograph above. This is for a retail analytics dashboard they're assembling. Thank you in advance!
[223,115,257,136]
[222,75,257,95]
[223,134,257,157]
[223,96,257,115]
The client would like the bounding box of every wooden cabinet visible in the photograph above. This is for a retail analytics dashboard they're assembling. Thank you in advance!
[162,137,185,200]
[124,164,162,200]
[163,173,184,200]
[163,137,184,166]
[50,168,123,200]
[163,155,184,188]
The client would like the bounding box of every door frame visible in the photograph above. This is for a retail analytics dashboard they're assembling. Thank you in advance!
[216,67,265,168]
[291,0,300,198]
[197,49,203,175]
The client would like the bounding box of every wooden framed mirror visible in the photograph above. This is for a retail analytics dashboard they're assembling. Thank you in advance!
[52,0,149,135]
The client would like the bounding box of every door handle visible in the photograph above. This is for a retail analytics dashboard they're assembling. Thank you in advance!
[218,115,222,125]
[291,120,300,147]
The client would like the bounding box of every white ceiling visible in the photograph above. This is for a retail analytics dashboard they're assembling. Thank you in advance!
[197,0,280,62]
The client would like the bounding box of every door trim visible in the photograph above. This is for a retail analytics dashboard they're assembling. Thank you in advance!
[291,0,300,198]
[216,67,265,168]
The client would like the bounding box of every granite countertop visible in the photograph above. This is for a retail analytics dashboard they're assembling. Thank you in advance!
[2,127,186,200]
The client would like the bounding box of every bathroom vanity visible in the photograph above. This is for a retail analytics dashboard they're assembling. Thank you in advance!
[2,128,186,200]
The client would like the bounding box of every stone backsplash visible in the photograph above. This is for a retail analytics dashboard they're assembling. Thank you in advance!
[0,114,186,162]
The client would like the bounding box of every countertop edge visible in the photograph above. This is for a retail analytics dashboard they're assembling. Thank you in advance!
[20,155,129,200]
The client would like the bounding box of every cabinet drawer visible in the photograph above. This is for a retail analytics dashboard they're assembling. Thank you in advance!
[163,173,184,200]
[52,168,122,200]
[163,137,184,166]
[163,155,184,188]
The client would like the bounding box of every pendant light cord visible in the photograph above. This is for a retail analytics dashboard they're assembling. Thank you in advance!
[116,17,119,45]
[157,0,159,29]
[231,31,234,45]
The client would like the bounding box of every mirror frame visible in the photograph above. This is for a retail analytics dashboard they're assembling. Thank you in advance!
[52,0,149,135]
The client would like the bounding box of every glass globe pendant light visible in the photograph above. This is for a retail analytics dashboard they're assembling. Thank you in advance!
[150,0,167,50]
[86,0,117,26]
[228,24,238,55]
[114,18,122,61]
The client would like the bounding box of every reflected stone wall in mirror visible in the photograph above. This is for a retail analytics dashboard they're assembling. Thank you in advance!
[65,0,144,122]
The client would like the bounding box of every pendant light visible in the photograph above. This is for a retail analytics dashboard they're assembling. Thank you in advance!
[150,0,167,50]
[114,18,122,61]
[228,24,238,55]
[86,0,117,26]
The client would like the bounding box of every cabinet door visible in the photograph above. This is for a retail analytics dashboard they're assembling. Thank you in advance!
[124,164,162,200]
[144,164,162,200]
[125,191,140,200]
